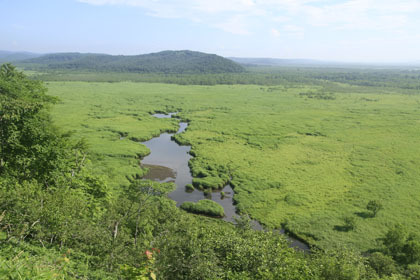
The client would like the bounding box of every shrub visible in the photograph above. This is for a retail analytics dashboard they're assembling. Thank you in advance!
[312,249,375,280]
[367,200,383,217]
[368,252,397,277]
[344,216,357,231]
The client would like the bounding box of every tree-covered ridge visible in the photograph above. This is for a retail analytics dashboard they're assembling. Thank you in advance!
[20,50,245,74]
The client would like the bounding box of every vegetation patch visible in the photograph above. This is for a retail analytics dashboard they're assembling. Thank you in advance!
[299,91,336,100]
[185,183,194,192]
[180,199,225,217]
[192,176,226,190]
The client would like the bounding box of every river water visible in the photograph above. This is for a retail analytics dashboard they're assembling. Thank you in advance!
[141,113,309,251]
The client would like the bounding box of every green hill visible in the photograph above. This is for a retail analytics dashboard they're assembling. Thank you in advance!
[21,50,245,74]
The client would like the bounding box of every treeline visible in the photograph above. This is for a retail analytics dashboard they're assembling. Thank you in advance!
[295,67,420,90]
[19,50,245,74]
[31,69,323,86]
[32,66,420,92]
[2,64,420,279]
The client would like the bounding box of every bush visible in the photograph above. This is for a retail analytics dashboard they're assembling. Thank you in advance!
[368,252,397,277]
[367,200,383,217]
[180,200,225,217]
[344,216,357,231]
[312,249,376,280]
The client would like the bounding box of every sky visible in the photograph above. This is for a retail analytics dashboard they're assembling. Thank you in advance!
[1,0,420,62]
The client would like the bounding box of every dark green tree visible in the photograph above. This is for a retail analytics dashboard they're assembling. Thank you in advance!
[381,224,420,265]
[368,252,397,277]
[0,63,69,184]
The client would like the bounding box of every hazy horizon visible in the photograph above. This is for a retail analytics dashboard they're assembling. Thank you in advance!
[2,0,420,63]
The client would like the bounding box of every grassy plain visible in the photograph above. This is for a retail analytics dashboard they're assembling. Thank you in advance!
[47,80,420,251]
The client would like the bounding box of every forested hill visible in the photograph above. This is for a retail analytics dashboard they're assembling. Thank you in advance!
[20,50,245,73]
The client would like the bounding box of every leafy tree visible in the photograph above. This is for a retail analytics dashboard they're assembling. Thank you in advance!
[382,224,409,262]
[311,248,377,280]
[0,63,92,187]
[368,252,398,277]
[403,239,420,265]
[405,264,420,280]
[0,65,112,274]
[1,63,55,181]
[381,224,420,265]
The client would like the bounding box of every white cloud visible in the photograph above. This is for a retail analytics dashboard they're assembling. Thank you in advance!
[271,28,281,37]
[214,15,251,35]
[301,0,418,31]
[77,0,420,35]
[283,24,303,33]
[272,15,290,23]
[191,0,257,13]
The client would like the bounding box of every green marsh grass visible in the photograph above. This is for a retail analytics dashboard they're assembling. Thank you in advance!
[48,81,420,251]
[181,199,225,217]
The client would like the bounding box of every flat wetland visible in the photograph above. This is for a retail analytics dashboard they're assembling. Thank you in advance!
[47,80,420,251]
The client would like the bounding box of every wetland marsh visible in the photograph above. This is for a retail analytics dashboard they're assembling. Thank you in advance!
[48,80,420,251]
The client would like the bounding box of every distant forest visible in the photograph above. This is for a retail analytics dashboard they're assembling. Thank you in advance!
[33,66,420,92]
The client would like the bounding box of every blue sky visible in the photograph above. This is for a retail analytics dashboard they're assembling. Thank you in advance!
[1,0,420,62]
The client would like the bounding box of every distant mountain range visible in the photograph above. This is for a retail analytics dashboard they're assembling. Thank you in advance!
[228,57,334,67]
[11,50,245,74]
[1,50,419,71]
[229,57,420,68]
[0,51,42,63]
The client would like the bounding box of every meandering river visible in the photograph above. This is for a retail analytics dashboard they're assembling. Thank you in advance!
[141,113,309,251]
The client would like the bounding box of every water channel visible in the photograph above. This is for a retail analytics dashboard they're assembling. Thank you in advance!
[141,113,309,251]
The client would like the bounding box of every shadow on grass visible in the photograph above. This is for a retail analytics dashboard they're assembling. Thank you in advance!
[355,211,373,219]
[334,225,352,232]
